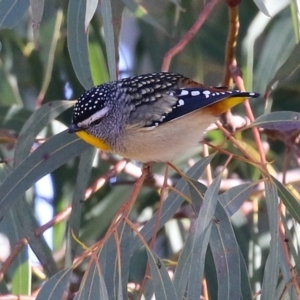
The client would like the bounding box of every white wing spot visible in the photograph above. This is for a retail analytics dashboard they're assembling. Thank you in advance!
[179,89,189,96]
[249,92,256,96]
[177,99,185,107]
[191,91,200,96]
[203,90,211,98]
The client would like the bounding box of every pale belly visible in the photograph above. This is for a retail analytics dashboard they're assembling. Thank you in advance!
[121,109,217,162]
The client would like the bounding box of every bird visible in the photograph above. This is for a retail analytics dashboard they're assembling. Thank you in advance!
[68,72,259,162]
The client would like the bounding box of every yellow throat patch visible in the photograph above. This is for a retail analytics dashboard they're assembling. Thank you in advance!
[76,131,111,151]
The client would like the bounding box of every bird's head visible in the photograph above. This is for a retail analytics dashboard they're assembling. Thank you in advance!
[68,83,117,134]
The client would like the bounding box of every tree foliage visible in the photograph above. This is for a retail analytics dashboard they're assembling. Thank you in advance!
[0,0,300,299]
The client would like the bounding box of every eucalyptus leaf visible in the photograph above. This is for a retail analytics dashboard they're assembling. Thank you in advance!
[0,131,90,220]
[30,0,45,41]
[67,0,94,89]
[36,268,73,300]
[146,250,178,300]
[251,111,300,131]
[0,0,30,28]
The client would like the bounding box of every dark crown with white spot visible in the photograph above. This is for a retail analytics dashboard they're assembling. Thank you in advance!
[72,83,117,124]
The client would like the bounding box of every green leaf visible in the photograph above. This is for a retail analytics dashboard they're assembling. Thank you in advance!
[98,225,134,300]
[239,249,253,299]
[67,0,94,89]
[0,64,22,106]
[80,186,131,241]
[253,0,270,16]
[122,0,167,34]
[0,106,32,132]
[84,0,98,31]
[0,131,91,220]
[173,234,193,299]
[16,200,58,277]
[139,154,215,247]
[74,262,109,300]
[30,0,45,42]
[254,10,294,93]
[0,166,31,294]
[266,42,300,94]
[0,0,30,28]
[100,0,124,80]
[0,210,29,293]
[187,173,222,299]
[146,250,178,300]
[210,203,240,299]
[12,261,31,295]
[37,7,64,103]
[261,182,280,300]
[89,35,110,85]
[272,176,300,224]
[218,183,257,216]
[65,147,95,265]
[14,100,74,167]
[251,111,300,131]
[36,268,73,300]
[292,0,300,13]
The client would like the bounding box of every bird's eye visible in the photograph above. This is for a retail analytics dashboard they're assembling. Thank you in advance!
[90,118,102,126]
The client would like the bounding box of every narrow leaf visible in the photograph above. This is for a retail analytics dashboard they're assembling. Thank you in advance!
[253,0,271,16]
[67,0,94,89]
[66,148,96,264]
[30,0,45,42]
[239,249,253,299]
[261,182,280,300]
[98,225,134,300]
[122,0,167,34]
[0,106,32,132]
[272,176,300,224]
[210,203,240,300]
[218,183,257,216]
[0,131,91,220]
[85,0,98,31]
[12,261,31,295]
[266,42,300,94]
[0,0,30,29]
[173,235,194,299]
[16,200,58,277]
[138,154,215,248]
[251,111,300,131]
[147,250,178,300]
[36,268,72,300]
[14,100,74,167]
[74,262,109,300]
[187,173,222,299]
[100,0,118,80]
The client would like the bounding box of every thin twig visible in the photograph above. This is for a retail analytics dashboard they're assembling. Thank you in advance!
[138,165,170,299]
[85,159,128,199]
[221,2,242,129]
[161,0,221,71]
[0,238,28,283]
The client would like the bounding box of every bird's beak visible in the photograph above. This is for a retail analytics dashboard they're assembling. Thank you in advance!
[68,123,83,133]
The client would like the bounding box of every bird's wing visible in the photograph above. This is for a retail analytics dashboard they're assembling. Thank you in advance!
[127,86,259,128]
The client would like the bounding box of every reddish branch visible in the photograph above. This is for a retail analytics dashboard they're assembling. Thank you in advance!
[161,0,221,72]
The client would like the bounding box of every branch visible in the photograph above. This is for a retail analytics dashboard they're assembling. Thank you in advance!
[161,0,221,72]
